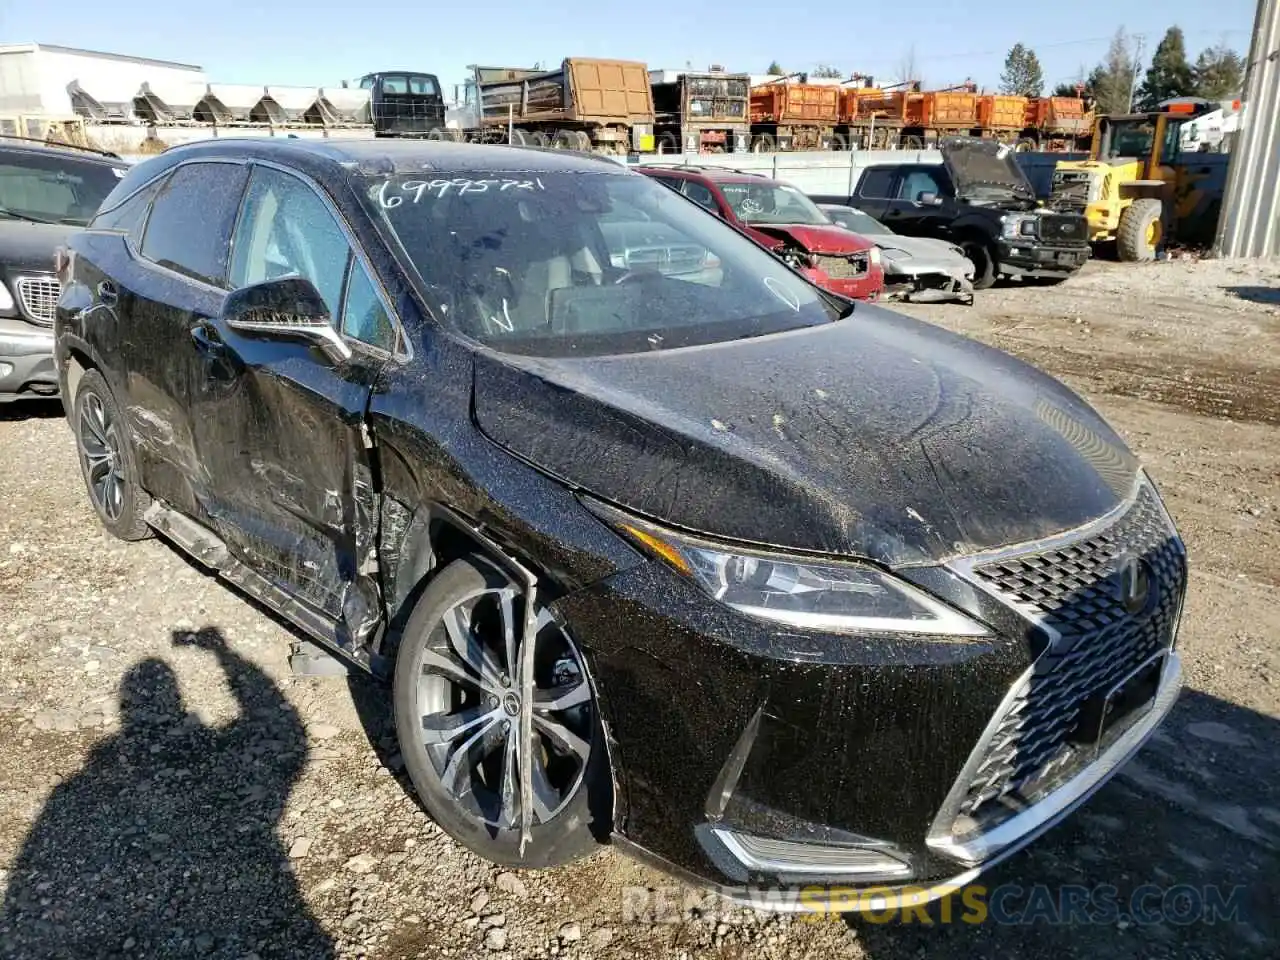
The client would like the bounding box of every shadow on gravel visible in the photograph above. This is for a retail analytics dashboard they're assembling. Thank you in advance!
[0,627,335,960]
[1224,286,1280,306]
[0,399,62,422]
[845,689,1279,960]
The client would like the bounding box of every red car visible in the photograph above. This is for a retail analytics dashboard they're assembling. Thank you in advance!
[634,165,885,301]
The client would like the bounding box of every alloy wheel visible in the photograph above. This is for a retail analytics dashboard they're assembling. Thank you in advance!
[78,390,125,522]
[415,579,593,832]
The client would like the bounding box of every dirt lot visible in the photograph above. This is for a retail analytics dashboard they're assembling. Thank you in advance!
[0,257,1276,960]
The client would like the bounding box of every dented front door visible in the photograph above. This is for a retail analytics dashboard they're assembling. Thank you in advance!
[188,163,386,648]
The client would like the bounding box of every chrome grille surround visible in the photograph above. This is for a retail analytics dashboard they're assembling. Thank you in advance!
[15,275,60,326]
[928,472,1188,866]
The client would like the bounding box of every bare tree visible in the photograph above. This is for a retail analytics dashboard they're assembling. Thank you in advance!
[896,45,922,88]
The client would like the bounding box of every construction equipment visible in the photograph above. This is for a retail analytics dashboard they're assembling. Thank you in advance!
[1048,102,1219,260]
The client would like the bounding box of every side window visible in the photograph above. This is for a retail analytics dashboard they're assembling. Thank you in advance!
[342,262,396,352]
[856,167,897,199]
[650,175,684,193]
[228,167,351,318]
[358,77,374,90]
[140,162,249,286]
[682,181,720,213]
[90,175,166,236]
[381,76,408,95]
[897,169,944,202]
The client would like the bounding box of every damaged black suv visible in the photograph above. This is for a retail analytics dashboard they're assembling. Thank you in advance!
[55,138,1187,912]
[812,136,1091,290]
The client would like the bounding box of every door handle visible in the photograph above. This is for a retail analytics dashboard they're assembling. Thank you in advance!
[190,320,224,353]
[97,280,118,307]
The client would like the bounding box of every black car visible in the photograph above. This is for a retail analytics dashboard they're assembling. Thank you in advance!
[0,138,128,403]
[811,137,1091,290]
[54,138,1187,912]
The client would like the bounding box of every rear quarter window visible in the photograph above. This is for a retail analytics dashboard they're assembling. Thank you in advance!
[140,162,249,287]
[90,175,166,236]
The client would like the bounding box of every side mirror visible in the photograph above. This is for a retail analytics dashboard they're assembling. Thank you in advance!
[917,192,941,206]
[222,275,351,364]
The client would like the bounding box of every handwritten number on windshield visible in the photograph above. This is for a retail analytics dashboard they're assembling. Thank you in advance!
[375,178,546,208]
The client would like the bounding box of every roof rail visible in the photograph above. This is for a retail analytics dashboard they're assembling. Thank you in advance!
[0,134,123,161]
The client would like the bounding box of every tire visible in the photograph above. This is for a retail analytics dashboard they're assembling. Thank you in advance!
[507,128,529,147]
[1117,198,1163,262]
[657,132,679,154]
[393,555,608,868]
[426,127,447,141]
[961,237,997,290]
[529,130,550,148]
[751,132,775,153]
[71,368,151,541]
[830,132,848,151]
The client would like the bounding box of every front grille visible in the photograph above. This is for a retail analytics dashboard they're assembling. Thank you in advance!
[624,244,707,275]
[815,252,869,279]
[954,480,1186,834]
[1037,213,1089,244]
[16,276,60,326]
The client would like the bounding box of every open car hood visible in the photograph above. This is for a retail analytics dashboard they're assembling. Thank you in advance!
[939,136,1036,200]
[471,307,1139,568]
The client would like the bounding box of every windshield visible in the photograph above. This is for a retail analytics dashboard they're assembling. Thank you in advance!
[718,181,830,226]
[0,152,124,226]
[823,206,892,236]
[364,169,841,357]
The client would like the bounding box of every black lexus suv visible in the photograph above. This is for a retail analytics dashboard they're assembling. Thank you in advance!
[54,138,1187,912]
[0,138,127,403]
[811,136,1091,290]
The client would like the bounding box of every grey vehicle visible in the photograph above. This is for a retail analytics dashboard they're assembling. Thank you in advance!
[818,203,975,304]
[0,138,127,403]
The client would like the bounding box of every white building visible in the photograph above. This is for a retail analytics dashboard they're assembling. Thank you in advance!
[0,43,207,119]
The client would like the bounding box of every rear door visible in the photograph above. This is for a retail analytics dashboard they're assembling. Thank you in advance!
[191,163,399,647]
[111,160,250,518]
[851,165,897,220]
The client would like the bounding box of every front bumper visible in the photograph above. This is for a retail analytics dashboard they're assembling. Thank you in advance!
[556,475,1186,911]
[0,318,57,401]
[996,240,1091,277]
[803,263,884,301]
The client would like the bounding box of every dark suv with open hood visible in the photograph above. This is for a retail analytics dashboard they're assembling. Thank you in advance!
[55,139,1186,914]
[812,136,1091,290]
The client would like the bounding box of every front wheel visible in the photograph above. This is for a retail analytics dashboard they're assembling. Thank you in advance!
[393,556,608,868]
[961,238,997,290]
[1117,198,1163,261]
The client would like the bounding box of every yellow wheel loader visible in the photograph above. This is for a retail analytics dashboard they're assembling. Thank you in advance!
[1049,104,1203,261]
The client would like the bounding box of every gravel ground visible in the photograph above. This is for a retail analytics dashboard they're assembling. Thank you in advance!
[0,257,1276,960]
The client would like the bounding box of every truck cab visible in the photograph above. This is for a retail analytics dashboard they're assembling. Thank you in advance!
[358,71,447,138]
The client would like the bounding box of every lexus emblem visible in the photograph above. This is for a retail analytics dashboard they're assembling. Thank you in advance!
[1116,556,1153,614]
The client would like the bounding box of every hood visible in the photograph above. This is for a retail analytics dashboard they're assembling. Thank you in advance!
[0,221,77,273]
[471,309,1140,567]
[874,234,969,263]
[939,137,1036,200]
[749,223,871,254]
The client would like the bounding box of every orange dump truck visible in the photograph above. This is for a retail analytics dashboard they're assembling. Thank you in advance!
[979,94,1029,131]
[905,90,980,128]
[749,82,840,150]
[1021,96,1093,149]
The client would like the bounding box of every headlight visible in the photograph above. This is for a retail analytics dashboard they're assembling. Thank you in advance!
[868,246,881,266]
[587,501,990,637]
[0,282,14,314]
[1000,215,1038,239]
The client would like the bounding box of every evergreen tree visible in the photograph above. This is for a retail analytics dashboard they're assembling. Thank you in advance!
[1193,45,1245,99]
[1136,26,1195,108]
[812,64,844,79]
[1000,43,1045,96]
[766,61,785,76]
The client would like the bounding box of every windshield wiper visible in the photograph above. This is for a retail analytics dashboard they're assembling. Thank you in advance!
[0,207,58,225]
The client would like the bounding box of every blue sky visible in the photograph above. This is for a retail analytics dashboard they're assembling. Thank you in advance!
[1,0,1260,94]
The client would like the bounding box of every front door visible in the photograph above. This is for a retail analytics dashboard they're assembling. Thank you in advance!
[190,163,400,648]
[881,166,952,237]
